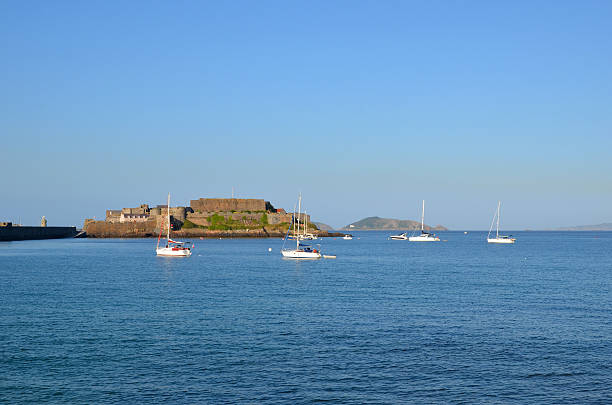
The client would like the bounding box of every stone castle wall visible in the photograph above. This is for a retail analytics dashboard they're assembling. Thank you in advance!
[84,220,157,238]
[167,207,187,222]
[106,210,122,222]
[190,198,266,212]
[268,212,300,225]
[106,206,187,223]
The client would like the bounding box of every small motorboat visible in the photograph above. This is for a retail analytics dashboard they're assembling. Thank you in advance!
[389,232,408,240]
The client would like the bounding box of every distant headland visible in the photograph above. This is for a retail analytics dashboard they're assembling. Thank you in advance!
[554,223,612,231]
[83,197,343,238]
[312,222,335,231]
[340,216,448,231]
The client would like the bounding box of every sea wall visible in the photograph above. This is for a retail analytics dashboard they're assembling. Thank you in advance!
[0,226,78,241]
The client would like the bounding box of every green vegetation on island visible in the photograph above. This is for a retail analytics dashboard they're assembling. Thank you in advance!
[182,214,280,231]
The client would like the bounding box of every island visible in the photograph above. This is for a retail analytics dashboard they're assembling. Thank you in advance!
[83,197,344,238]
[341,216,447,231]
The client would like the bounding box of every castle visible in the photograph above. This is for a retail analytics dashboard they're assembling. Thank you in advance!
[99,197,307,230]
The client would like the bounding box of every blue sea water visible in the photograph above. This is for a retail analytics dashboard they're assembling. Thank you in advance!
[1,231,611,404]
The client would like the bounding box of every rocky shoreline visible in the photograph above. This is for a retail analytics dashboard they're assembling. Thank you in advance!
[83,222,345,239]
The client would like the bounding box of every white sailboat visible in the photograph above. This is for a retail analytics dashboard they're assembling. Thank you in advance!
[156,193,193,257]
[409,200,440,242]
[281,194,322,259]
[487,201,515,244]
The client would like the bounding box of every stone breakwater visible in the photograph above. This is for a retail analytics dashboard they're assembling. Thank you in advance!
[0,226,78,241]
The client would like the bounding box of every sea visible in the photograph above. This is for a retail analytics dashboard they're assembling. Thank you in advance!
[1,231,611,404]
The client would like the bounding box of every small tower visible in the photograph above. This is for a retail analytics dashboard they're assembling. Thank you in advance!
[41,216,47,227]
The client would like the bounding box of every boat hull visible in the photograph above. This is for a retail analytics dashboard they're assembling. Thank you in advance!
[487,238,515,244]
[409,236,440,242]
[389,236,408,240]
[156,247,192,257]
[281,249,321,259]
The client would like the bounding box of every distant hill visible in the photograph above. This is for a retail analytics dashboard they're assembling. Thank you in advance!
[556,223,612,231]
[313,222,334,231]
[341,216,447,231]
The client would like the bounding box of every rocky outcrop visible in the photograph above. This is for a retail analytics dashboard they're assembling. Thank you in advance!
[84,220,344,238]
[83,220,344,238]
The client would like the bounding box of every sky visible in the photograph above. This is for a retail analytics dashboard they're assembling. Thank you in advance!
[1,1,611,229]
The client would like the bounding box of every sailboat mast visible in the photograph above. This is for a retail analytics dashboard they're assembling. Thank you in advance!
[297,194,302,249]
[496,201,501,238]
[421,200,425,232]
[167,193,171,240]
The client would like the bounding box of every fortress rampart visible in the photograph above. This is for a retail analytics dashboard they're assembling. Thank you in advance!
[190,198,267,212]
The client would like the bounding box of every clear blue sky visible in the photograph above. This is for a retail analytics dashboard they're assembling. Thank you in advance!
[1,1,611,229]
